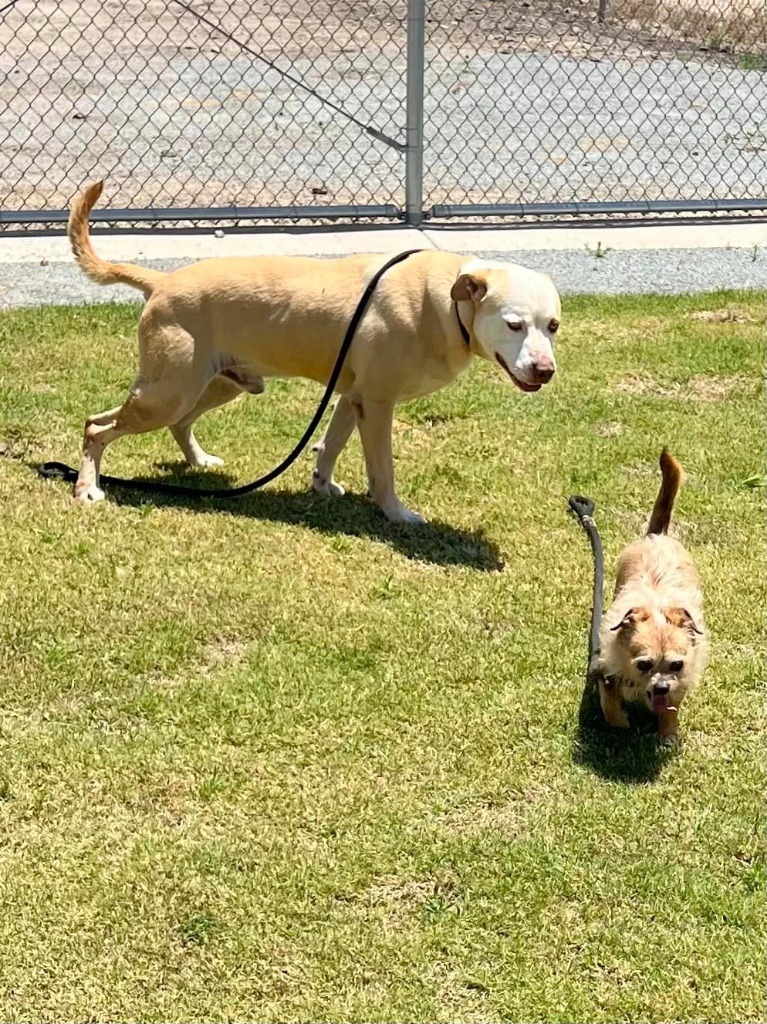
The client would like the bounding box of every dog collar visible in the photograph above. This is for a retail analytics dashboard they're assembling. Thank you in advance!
[454,302,471,346]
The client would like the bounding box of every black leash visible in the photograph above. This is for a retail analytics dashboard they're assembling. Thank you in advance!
[568,494,605,682]
[454,302,471,346]
[39,249,423,500]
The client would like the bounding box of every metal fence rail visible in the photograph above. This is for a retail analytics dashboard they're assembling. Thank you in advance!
[1,0,765,225]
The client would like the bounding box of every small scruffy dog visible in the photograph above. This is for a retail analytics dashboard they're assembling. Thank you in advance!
[597,449,708,745]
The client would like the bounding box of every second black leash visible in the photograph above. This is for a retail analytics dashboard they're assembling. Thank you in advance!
[39,249,423,500]
[568,494,605,682]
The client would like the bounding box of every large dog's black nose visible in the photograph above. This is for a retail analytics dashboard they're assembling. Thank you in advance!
[532,358,556,384]
[653,680,670,696]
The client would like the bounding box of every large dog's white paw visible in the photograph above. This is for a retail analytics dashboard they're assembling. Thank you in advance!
[190,452,224,468]
[383,503,426,525]
[74,482,105,505]
[312,468,345,497]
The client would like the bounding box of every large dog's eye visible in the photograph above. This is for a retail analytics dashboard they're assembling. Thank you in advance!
[636,658,653,673]
[669,659,684,673]
[549,319,559,334]
[507,321,523,332]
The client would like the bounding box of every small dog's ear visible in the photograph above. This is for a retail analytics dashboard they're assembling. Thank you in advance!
[451,273,487,303]
[609,607,638,632]
[666,606,704,636]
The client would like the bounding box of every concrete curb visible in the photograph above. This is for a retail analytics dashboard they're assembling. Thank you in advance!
[1,222,764,265]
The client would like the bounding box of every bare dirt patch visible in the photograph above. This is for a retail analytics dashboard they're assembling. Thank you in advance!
[595,421,624,437]
[360,870,461,926]
[443,787,550,835]
[201,633,248,668]
[367,877,435,915]
[689,308,758,323]
[617,372,757,401]
[151,633,247,690]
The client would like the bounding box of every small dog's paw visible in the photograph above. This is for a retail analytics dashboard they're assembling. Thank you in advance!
[604,710,630,729]
[660,733,680,750]
[74,483,105,505]
[311,469,344,497]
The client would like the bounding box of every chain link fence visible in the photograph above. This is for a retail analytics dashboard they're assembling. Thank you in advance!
[1,0,765,225]
[424,0,767,216]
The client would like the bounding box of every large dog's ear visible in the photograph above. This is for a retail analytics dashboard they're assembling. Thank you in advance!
[451,272,487,303]
[666,606,704,636]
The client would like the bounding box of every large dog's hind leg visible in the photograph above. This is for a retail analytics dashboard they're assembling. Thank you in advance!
[170,376,245,468]
[75,380,202,504]
[75,323,210,504]
[312,395,355,497]
[352,398,425,525]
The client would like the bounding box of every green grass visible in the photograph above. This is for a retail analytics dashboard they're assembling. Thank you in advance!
[0,290,764,1023]
[739,53,766,71]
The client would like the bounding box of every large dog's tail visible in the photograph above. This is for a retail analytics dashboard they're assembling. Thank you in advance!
[68,181,164,297]
[647,447,684,535]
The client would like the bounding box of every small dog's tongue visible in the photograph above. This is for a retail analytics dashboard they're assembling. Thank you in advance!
[651,694,669,712]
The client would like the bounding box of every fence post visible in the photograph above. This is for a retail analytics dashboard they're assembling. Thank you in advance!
[405,0,426,225]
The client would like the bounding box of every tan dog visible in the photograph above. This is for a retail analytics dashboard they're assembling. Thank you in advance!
[67,181,561,523]
[597,450,708,745]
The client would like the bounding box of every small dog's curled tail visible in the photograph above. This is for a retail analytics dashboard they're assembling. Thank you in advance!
[647,447,684,535]
[68,181,164,297]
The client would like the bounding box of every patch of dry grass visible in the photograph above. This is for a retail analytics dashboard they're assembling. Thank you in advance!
[616,371,757,400]
[613,0,766,53]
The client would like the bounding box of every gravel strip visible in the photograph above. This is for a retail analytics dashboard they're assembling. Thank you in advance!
[479,245,765,294]
[0,246,762,310]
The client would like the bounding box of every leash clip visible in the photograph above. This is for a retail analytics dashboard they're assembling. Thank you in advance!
[568,494,596,521]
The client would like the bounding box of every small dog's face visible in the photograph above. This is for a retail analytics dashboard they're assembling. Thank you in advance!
[610,606,703,714]
[451,261,561,393]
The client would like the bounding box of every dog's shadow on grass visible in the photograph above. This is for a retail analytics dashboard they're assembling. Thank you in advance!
[572,678,676,784]
[92,463,505,572]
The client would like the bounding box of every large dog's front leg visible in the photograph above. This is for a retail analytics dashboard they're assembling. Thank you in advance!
[312,395,356,497]
[353,398,425,524]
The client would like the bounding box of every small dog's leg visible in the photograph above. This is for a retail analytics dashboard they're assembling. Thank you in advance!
[353,398,425,524]
[312,395,355,497]
[599,677,629,729]
[657,707,680,747]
